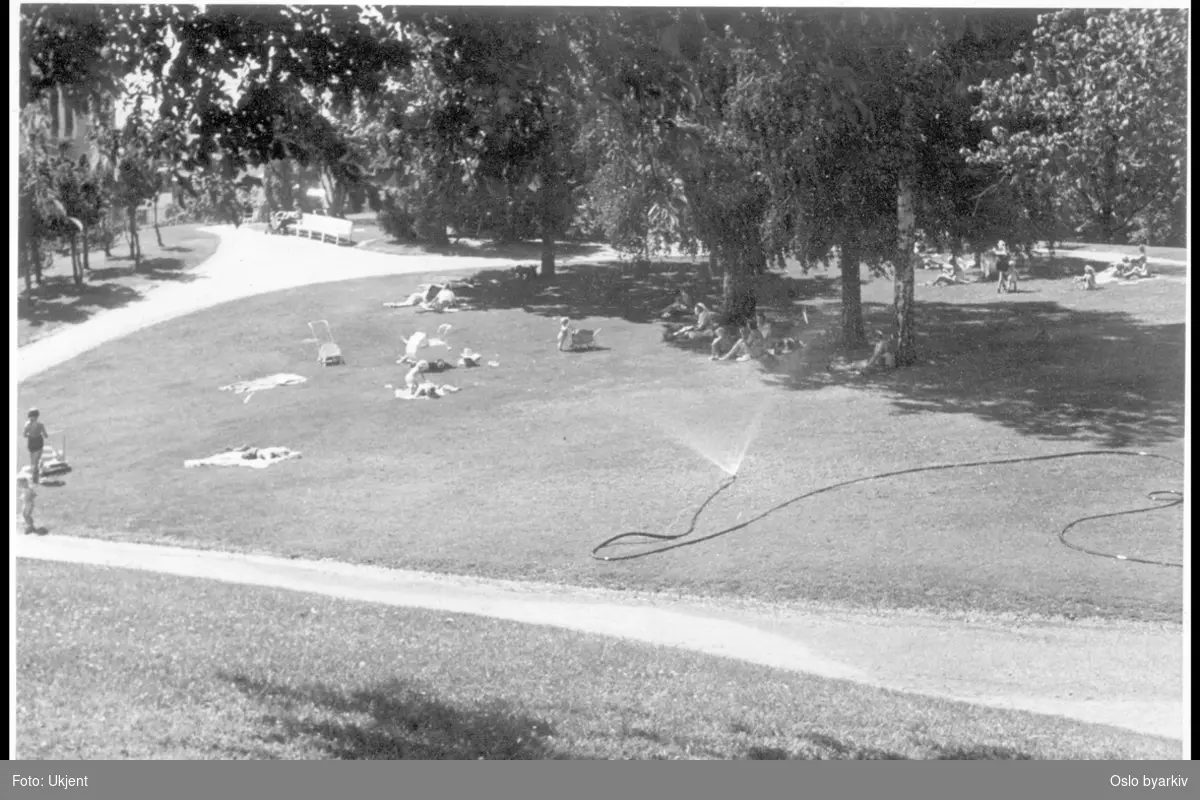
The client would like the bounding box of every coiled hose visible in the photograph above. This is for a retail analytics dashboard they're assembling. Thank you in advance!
[591,450,1183,567]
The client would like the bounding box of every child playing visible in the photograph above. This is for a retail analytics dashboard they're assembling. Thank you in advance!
[23,408,48,485]
[17,473,37,534]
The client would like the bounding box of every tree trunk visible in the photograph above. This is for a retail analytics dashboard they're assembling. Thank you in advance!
[70,234,82,285]
[23,241,33,293]
[720,244,759,327]
[893,177,917,366]
[128,208,141,271]
[33,239,45,287]
[540,234,556,278]
[153,197,164,247]
[839,237,866,347]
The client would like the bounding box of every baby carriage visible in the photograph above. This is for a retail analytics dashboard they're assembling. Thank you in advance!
[309,320,345,366]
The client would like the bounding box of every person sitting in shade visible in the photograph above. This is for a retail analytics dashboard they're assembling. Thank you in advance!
[929,254,968,286]
[669,303,719,339]
[660,289,693,319]
[709,326,737,360]
[720,323,769,362]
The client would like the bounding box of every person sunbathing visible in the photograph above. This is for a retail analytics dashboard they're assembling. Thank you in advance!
[404,360,429,396]
[419,288,458,312]
[458,348,483,368]
[1122,248,1152,279]
[1073,265,1098,290]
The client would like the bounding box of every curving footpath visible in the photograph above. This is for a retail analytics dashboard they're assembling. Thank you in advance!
[14,226,1186,746]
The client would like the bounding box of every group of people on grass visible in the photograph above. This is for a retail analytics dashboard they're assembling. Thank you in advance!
[663,294,800,363]
[1115,245,1153,279]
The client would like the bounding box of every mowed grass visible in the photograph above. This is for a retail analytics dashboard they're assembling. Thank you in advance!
[17,256,1185,622]
[15,561,1180,760]
[17,225,221,347]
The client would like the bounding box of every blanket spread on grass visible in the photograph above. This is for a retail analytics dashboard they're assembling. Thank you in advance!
[219,374,308,402]
[386,383,462,400]
[185,446,302,469]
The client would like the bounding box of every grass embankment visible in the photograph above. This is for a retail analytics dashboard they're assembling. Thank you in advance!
[15,561,1180,760]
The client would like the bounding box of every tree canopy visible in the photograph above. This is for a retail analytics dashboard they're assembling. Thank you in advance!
[18,6,1189,360]
[969,8,1188,246]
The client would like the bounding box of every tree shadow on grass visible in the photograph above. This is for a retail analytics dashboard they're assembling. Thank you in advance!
[18,282,145,332]
[91,255,202,282]
[453,258,1182,450]
[455,260,838,327]
[360,235,611,263]
[221,673,570,760]
[759,299,1185,450]
[19,259,201,337]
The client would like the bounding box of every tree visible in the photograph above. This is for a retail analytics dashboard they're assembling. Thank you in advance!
[398,10,591,275]
[969,9,1188,246]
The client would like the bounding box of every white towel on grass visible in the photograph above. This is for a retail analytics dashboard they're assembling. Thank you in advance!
[220,374,307,403]
[185,446,301,469]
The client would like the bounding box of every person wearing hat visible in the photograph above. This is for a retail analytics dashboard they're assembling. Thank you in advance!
[23,408,48,485]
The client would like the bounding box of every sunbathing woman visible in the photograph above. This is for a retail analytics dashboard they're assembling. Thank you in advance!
[419,288,458,312]
[404,360,430,396]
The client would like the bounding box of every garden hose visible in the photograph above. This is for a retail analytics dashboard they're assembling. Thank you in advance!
[591,450,1184,568]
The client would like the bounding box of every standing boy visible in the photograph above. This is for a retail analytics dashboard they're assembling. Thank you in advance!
[23,408,48,485]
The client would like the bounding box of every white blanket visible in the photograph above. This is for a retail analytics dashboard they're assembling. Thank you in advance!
[185,446,301,469]
[220,374,307,404]
[393,383,461,401]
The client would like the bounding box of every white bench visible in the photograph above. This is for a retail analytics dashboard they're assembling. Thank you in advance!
[294,213,355,246]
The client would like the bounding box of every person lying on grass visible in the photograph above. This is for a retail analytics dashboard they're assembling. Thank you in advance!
[418,288,458,312]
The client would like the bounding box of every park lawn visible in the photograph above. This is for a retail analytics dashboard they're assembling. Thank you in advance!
[14,561,1180,760]
[16,225,221,347]
[16,256,1185,622]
